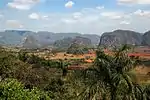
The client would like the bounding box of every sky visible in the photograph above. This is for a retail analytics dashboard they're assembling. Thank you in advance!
[0,0,150,34]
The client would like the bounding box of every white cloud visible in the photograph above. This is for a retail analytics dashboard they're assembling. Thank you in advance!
[100,12,123,19]
[81,8,100,14]
[29,13,40,20]
[6,20,23,28]
[134,9,150,17]
[65,1,74,8]
[0,14,3,18]
[41,15,49,20]
[120,20,130,25]
[61,18,76,24]
[28,13,49,20]
[39,8,149,34]
[96,6,104,10]
[118,0,150,5]
[81,16,100,23]
[1,4,150,34]
[7,0,40,10]
[72,12,82,19]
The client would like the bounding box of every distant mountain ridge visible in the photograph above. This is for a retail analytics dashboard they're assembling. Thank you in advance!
[1,29,150,49]
[0,30,100,48]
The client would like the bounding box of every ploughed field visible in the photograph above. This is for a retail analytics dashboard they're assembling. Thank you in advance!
[34,50,150,84]
[134,66,150,84]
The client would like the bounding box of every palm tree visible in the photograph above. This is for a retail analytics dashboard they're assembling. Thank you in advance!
[143,84,150,100]
[59,59,70,77]
[77,45,141,100]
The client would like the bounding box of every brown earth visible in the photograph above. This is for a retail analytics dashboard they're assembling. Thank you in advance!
[35,50,150,83]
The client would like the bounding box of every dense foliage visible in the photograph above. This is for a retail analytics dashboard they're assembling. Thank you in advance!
[18,52,70,69]
[75,45,150,100]
[0,45,150,100]
[0,79,50,100]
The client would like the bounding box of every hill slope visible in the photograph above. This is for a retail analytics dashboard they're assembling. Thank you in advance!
[142,31,150,46]
[0,30,100,48]
[53,36,92,49]
[1,29,150,48]
[99,30,143,48]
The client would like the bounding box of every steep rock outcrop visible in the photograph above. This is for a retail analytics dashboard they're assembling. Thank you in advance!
[142,31,150,46]
[99,30,143,48]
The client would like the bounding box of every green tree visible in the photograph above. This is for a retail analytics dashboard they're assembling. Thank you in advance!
[143,84,150,100]
[18,51,28,62]
[0,78,51,100]
[58,59,70,77]
[77,45,141,100]
[0,49,18,79]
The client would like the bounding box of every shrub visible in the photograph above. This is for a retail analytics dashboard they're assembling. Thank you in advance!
[0,79,51,100]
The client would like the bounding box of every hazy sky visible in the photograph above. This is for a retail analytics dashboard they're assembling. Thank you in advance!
[0,0,150,34]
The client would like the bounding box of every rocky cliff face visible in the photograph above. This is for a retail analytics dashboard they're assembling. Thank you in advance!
[66,37,91,55]
[99,30,143,48]
[142,31,150,46]
[82,34,100,45]
[22,35,41,49]
[53,37,73,49]
[1,29,150,49]
[73,36,92,46]
[53,36,92,49]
